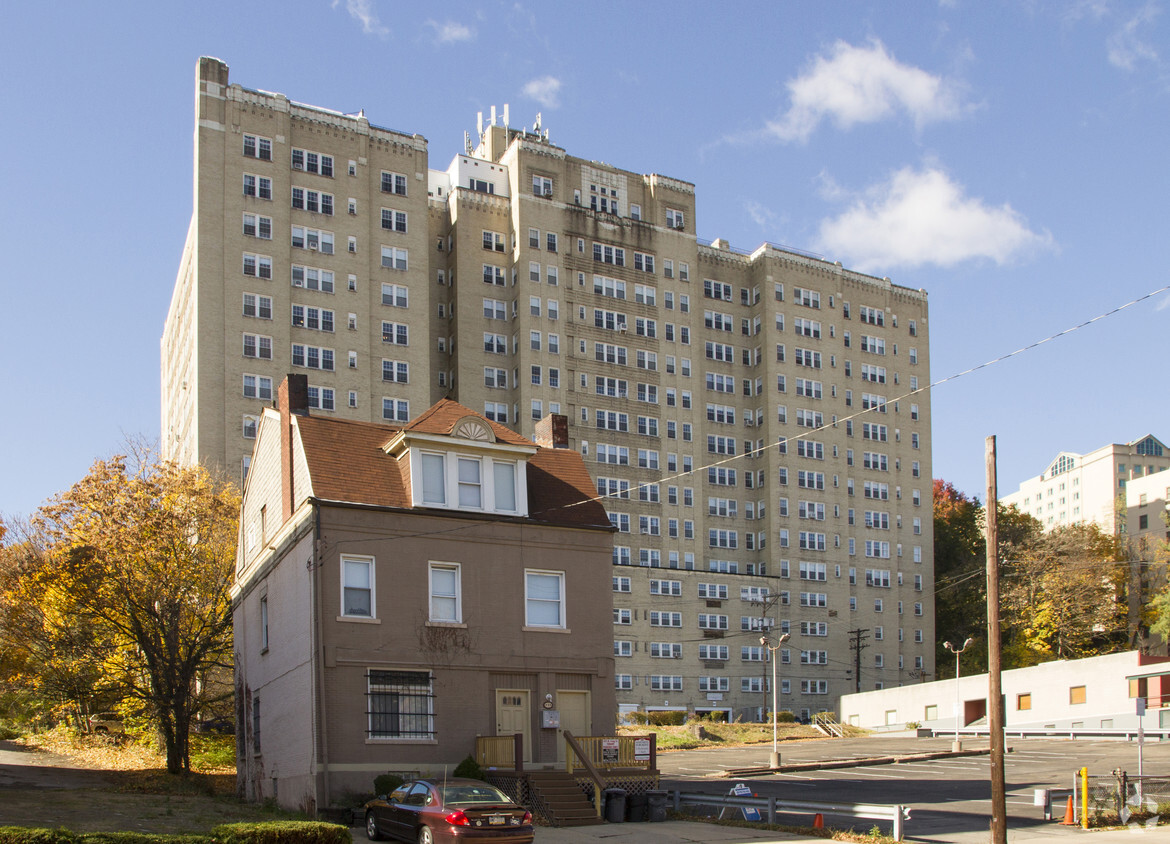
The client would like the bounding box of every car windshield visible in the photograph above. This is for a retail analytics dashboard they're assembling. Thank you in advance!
[439,784,512,806]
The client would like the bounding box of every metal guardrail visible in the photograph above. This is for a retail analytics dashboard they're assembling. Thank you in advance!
[945,727,1170,741]
[671,789,910,841]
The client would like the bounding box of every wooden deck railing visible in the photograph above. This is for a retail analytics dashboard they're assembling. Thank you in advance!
[565,733,656,774]
[475,733,524,771]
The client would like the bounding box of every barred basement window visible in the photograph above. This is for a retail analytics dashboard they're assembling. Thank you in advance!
[367,670,434,739]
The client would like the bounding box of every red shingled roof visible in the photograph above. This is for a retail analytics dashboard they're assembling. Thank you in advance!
[404,398,533,446]
[292,409,611,530]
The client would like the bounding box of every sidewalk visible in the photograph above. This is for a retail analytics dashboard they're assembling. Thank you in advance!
[536,820,818,843]
[534,818,1169,843]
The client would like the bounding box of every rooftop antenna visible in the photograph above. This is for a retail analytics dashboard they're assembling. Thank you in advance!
[534,112,542,133]
[464,131,472,156]
[502,103,509,128]
[476,111,483,137]
[490,105,497,127]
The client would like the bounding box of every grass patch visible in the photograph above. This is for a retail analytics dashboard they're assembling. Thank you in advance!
[618,720,825,751]
[189,734,235,771]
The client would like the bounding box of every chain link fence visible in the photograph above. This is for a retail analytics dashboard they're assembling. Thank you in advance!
[1085,772,1170,824]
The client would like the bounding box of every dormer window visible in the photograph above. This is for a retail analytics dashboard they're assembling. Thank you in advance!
[395,413,534,516]
[412,450,525,515]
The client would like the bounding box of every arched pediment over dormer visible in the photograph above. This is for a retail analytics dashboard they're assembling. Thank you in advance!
[451,415,496,443]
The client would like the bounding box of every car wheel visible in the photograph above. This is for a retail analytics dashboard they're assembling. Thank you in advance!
[417,826,433,844]
[365,811,383,841]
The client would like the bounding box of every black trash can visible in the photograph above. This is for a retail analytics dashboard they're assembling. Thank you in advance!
[626,791,648,822]
[645,790,668,822]
[603,788,626,823]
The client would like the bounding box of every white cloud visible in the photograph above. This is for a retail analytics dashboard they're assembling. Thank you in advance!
[767,39,966,142]
[427,19,474,44]
[814,166,1054,273]
[1106,3,1160,70]
[333,0,389,37]
[523,76,562,109]
[745,200,780,231]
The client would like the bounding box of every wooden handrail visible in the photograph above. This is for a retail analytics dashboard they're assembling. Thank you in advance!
[562,731,604,817]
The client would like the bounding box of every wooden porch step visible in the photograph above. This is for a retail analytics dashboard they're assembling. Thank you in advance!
[526,771,604,827]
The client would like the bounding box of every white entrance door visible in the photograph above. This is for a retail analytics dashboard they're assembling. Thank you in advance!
[557,690,591,764]
[495,690,531,763]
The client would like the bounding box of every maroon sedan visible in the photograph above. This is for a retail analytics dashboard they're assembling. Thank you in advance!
[364,778,534,844]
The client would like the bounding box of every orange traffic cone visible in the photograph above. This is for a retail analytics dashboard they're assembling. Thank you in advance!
[813,813,824,829]
[1059,796,1075,825]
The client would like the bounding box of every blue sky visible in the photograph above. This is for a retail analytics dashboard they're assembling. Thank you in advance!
[2,0,1168,519]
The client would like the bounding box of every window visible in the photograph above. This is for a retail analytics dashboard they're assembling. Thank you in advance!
[342,556,374,618]
[306,386,335,411]
[242,253,273,279]
[291,344,335,371]
[429,563,461,623]
[367,670,433,739]
[1070,685,1087,705]
[242,333,273,360]
[1017,693,1032,711]
[382,398,409,422]
[243,174,272,200]
[242,374,273,400]
[666,208,685,229]
[291,187,334,215]
[381,246,408,270]
[243,213,272,239]
[243,134,272,161]
[381,208,408,232]
[526,570,564,628]
[533,175,553,197]
[291,226,334,254]
[381,171,408,196]
[291,148,334,176]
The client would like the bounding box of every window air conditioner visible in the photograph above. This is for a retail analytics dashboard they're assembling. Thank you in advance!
[543,187,553,197]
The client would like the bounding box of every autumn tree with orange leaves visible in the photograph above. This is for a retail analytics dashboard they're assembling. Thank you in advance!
[2,454,239,774]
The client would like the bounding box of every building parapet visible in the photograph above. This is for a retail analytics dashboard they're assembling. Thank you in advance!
[645,173,696,196]
[225,84,426,150]
[516,137,566,160]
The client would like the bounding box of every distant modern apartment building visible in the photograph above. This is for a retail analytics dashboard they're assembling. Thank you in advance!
[163,57,935,718]
[1001,435,1169,532]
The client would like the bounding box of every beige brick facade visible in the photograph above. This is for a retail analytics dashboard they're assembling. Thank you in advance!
[170,58,935,722]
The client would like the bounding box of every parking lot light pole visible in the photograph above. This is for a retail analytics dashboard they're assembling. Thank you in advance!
[762,632,791,768]
[943,637,974,751]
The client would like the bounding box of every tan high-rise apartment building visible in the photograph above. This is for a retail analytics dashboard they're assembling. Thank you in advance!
[164,57,934,718]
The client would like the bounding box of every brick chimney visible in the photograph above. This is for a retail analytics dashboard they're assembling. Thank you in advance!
[534,413,570,449]
[277,374,309,521]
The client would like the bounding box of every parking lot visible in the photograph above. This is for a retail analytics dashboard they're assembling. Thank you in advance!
[656,735,1170,841]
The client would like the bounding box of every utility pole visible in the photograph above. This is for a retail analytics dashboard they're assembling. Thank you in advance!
[986,436,1007,844]
[754,591,783,721]
[848,628,870,694]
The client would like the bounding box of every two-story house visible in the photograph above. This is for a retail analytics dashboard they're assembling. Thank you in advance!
[232,374,615,810]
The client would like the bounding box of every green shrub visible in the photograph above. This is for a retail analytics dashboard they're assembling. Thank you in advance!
[774,710,796,723]
[189,734,235,770]
[647,710,686,727]
[211,821,351,844]
[0,829,80,844]
[452,755,484,780]
[624,711,649,725]
[80,835,206,844]
[372,773,404,797]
